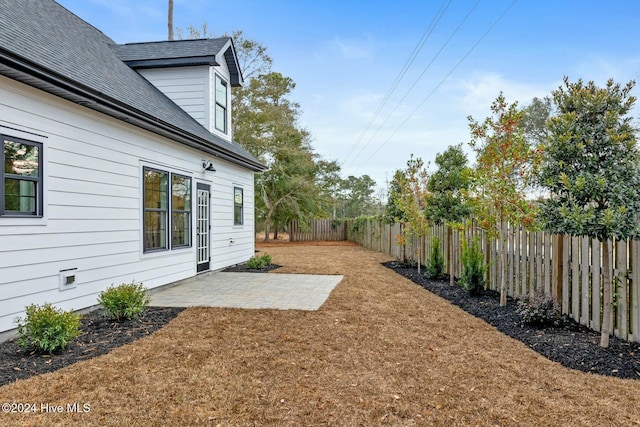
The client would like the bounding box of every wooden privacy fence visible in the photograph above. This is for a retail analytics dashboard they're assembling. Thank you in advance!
[345,218,640,344]
[289,219,346,242]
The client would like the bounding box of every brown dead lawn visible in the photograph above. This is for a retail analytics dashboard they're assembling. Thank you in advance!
[2,243,640,426]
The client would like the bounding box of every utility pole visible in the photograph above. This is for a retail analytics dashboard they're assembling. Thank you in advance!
[168,0,174,40]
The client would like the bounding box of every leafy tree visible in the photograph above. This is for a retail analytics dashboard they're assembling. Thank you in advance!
[425,144,472,286]
[336,175,377,219]
[392,155,430,273]
[384,169,408,224]
[537,77,640,348]
[468,93,539,307]
[521,96,553,148]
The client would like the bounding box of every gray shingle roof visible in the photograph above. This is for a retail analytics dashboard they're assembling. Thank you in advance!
[0,0,264,171]
[113,38,243,86]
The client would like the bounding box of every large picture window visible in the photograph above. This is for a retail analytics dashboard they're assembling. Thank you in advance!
[234,186,243,226]
[1,135,43,217]
[215,74,228,133]
[143,167,191,252]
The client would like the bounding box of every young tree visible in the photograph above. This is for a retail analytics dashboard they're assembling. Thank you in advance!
[384,169,408,224]
[425,144,472,286]
[468,93,539,306]
[392,155,430,273]
[538,77,640,348]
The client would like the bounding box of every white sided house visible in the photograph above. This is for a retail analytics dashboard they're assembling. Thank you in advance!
[0,0,266,333]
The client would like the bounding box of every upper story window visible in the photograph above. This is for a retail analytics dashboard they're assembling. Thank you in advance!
[215,74,228,133]
[143,166,192,252]
[1,135,43,217]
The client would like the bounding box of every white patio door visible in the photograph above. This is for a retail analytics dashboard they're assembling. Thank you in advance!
[196,183,211,272]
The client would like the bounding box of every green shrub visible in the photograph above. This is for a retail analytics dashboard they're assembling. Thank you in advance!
[516,292,560,326]
[426,237,446,279]
[15,303,82,353]
[98,281,150,321]
[246,253,272,269]
[459,237,487,294]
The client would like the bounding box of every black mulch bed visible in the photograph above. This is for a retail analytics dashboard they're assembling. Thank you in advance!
[384,260,640,379]
[0,307,184,387]
[222,263,281,273]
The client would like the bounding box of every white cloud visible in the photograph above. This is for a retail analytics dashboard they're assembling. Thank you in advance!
[451,72,555,119]
[330,36,373,60]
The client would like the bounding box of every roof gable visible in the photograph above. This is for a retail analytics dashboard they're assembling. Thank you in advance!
[0,0,262,171]
[113,38,243,87]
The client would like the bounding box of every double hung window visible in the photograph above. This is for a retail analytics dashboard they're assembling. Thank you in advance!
[215,75,228,133]
[1,135,43,217]
[233,186,243,226]
[143,167,191,252]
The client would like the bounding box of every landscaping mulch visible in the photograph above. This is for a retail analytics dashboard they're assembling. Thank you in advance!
[221,263,281,273]
[2,243,640,426]
[0,307,184,387]
[383,260,640,379]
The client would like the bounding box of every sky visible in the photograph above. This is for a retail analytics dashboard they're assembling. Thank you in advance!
[57,0,640,196]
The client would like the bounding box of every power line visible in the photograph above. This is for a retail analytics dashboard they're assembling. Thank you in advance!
[355,0,519,169]
[340,0,452,167]
[344,0,481,169]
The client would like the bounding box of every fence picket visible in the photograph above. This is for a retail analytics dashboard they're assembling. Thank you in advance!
[580,237,590,326]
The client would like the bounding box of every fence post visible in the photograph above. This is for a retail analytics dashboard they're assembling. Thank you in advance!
[553,234,563,308]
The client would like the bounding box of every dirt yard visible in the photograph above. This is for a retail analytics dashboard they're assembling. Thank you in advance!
[1,243,639,426]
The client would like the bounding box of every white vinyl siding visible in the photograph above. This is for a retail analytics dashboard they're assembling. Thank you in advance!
[0,76,255,333]
[138,66,209,128]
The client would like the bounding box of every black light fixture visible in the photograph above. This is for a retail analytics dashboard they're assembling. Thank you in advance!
[202,160,216,172]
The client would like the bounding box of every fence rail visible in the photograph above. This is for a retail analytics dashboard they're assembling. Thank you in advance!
[344,217,640,344]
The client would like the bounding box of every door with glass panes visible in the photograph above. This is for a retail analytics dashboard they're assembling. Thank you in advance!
[196,183,210,272]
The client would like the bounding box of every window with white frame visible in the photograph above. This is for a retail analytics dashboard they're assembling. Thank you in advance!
[143,166,191,252]
[1,135,43,217]
[233,186,243,226]
[215,74,228,133]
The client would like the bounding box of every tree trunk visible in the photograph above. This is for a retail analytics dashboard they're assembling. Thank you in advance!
[448,227,454,286]
[263,211,273,243]
[499,223,507,307]
[273,224,279,240]
[417,235,421,274]
[600,239,613,348]
[167,0,174,40]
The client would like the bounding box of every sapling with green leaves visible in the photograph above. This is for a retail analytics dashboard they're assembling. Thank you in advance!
[468,93,539,307]
[537,77,640,348]
[392,155,430,273]
[425,144,472,286]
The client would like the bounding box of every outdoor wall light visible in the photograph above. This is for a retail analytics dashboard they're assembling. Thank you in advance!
[202,160,216,172]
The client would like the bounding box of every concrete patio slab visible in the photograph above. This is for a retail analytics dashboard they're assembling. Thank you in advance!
[149,272,343,311]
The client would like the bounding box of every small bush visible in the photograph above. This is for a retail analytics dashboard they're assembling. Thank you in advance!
[459,237,487,295]
[516,292,560,326]
[15,303,82,353]
[98,281,150,321]
[247,253,272,269]
[426,237,445,279]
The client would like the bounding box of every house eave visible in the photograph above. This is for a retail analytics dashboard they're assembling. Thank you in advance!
[0,50,266,172]
[124,56,219,69]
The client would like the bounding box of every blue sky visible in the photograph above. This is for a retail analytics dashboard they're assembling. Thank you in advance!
[57,0,640,195]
